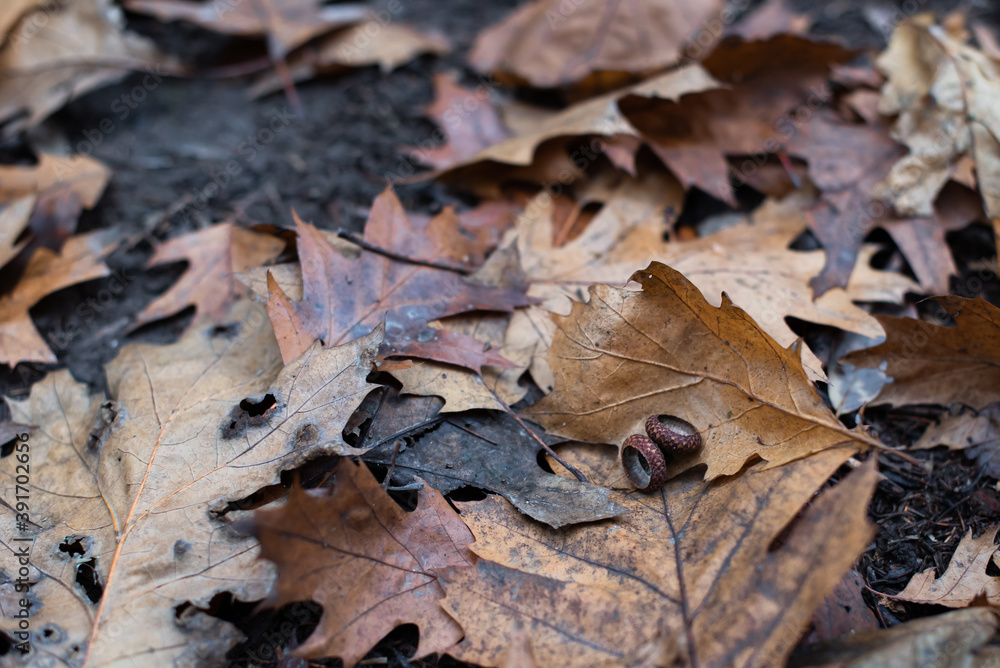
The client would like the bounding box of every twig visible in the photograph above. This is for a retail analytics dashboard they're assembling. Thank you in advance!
[336,229,472,275]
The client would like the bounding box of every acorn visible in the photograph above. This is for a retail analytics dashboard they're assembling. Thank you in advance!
[619,415,702,492]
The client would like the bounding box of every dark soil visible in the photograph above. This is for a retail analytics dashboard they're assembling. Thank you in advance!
[3,0,1000,666]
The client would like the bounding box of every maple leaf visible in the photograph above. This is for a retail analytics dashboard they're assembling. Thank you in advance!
[252,458,473,665]
[0,229,116,366]
[0,0,169,136]
[124,0,367,59]
[0,301,383,666]
[129,223,285,333]
[523,262,882,480]
[890,527,1000,607]
[260,189,531,370]
[468,0,725,90]
[437,444,877,667]
[842,296,1000,410]
[362,390,624,528]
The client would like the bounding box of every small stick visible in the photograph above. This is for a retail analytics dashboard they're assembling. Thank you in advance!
[336,229,472,275]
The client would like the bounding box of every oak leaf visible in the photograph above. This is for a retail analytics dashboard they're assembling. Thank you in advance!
[260,190,531,369]
[438,444,877,667]
[0,154,110,210]
[842,296,1000,410]
[0,229,116,366]
[129,222,285,333]
[0,301,383,666]
[468,0,724,90]
[889,527,1000,608]
[252,458,473,665]
[124,0,366,58]
[523,262,882,480]
[913,402,1000,478]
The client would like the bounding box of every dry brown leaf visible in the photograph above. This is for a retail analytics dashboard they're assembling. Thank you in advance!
[808,569,879,643]
[125,0,367,58]
[523,262,882,480]
[438,444,876,667]
[0,1,48,41]
[252,458,473,665]
[914,403,1000,478]
[249,23,449,97]
[129,223,285,333]
[511,183,917,381]
[789,607,1000,668]
[468,0,724,90]
[842,296,1000,410]
[728,0,812,41]
[0,301,383,665]
[437,64,721,183]
[0,0,168,135]
[260,190,530,370]
[889,527,1000,607]
[0,154,110,210]
[875,16,1000,221]
[0,229,116,366]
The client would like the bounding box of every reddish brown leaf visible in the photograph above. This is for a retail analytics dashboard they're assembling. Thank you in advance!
[253,458,474,665]
[262,190,531,370]
[130,223,285,333]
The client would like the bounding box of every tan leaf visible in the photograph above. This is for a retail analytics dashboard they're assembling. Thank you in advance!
[124,0,367,58]
[438,445,877,667]
[129,223,285,332]
[890,527,1000,607]
[0,230,116,366]
[0,0,168,135]
[0,154,110,209]
[468,0,724,90]
[914,403,1000,478]
[0,301,383,665]
[790,608,1000,668]
[842,296,1000,410]
[252,459,473,665]
[523,263,882,480]
[0,195,33,271]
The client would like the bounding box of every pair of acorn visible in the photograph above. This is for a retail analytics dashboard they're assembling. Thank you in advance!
[620,415,702,492]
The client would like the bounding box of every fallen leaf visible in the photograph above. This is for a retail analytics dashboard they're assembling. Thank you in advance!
[842,296,1000,410]
[260,190,531,370]
[0,1,49,42]
[248,23,449,97]
[124,0,367,59]
[789,607,1000,668]
[0,154,110,209]
[0,0,168,135]
[808,569,879,643]
[468,0,724,90]
[438,444,876,667]
[129,223,285,332]
[0,301,383,665]
[889,527,1000,607]
[728,0,812,41]
[405,72,511,171]
[0,195,33,271]
[523,262,881,480]
[914,403,1000,478]
[363,390,625,528]
[0,229,116,366]
[252,458,473,665]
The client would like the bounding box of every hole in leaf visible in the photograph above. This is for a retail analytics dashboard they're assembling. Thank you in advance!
[58,535,92,558]
[75,558,104,603]
[240,394,276,417]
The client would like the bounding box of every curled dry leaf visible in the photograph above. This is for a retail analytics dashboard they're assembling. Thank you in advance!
[523,262,881,480]
[789,607,1000,668]
[128,223,285,333]
[888,527,1000,608]
[843,296,1000,410]
[438,444,877,667]
[469,0,724,90]
[0,301,383,666]
[252,458,473,666]
[0,229,116,366]
[256,189,530,370]
[0,0,169,136]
